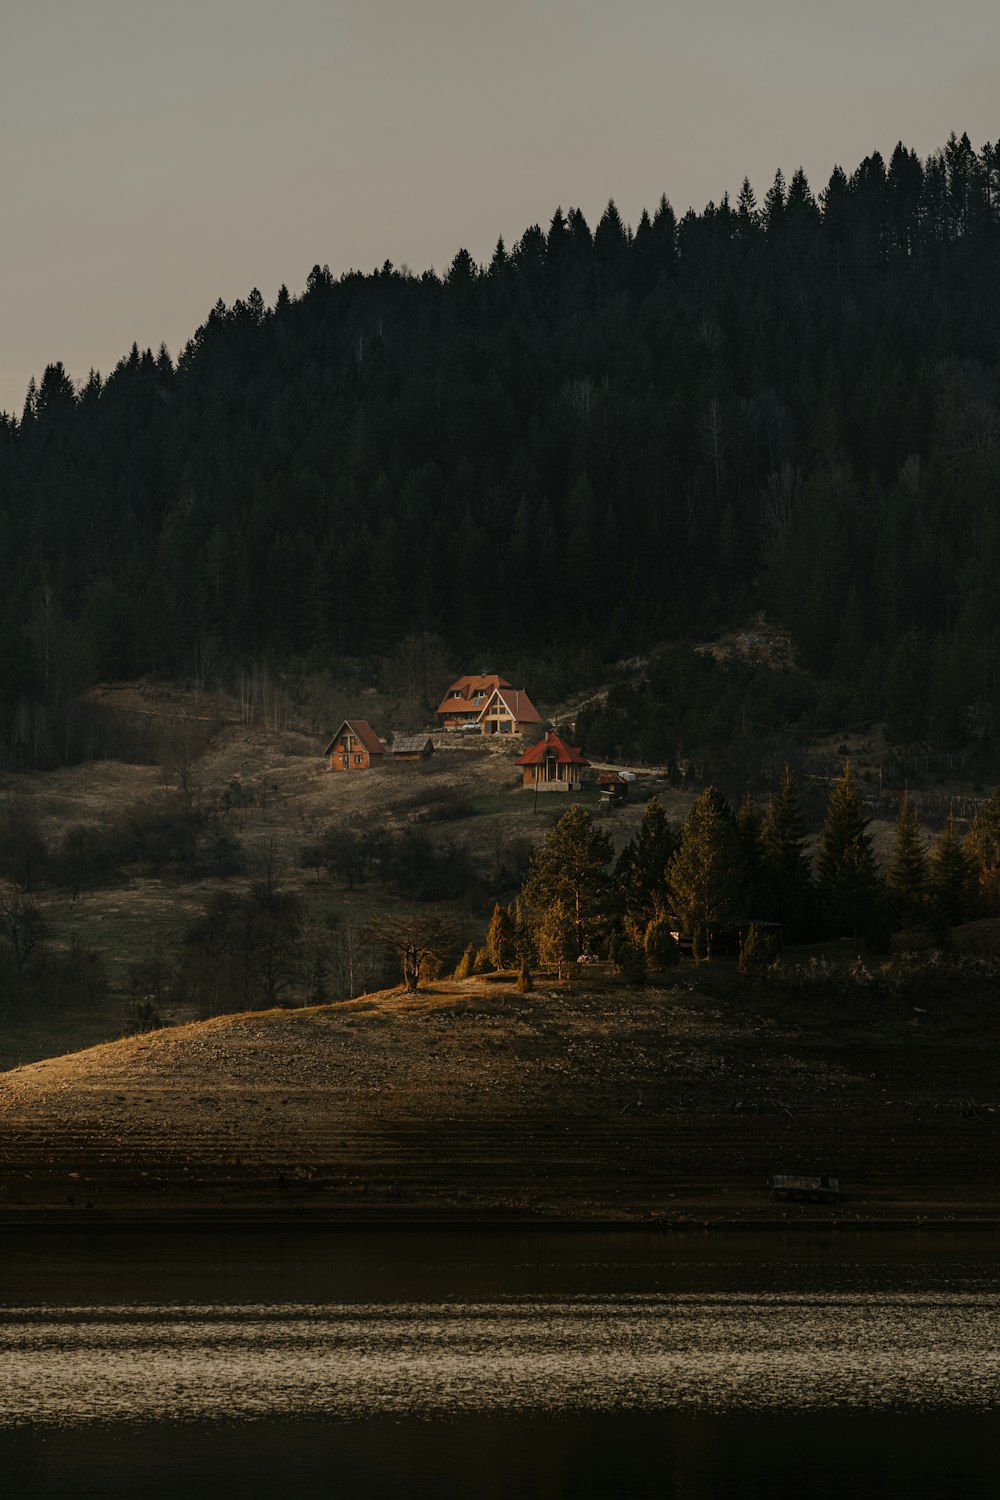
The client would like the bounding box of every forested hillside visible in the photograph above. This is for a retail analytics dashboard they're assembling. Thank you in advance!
[2,131,999,765]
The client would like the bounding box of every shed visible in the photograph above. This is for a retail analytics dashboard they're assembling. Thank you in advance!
[391,734,434,762]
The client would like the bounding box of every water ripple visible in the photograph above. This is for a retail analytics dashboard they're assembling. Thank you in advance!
[3,1291,999,1426]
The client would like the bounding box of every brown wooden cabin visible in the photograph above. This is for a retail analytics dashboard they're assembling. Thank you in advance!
[598,770,629,803]
[391,734,434,762]
[323,719,385,771]
[516,729,588,791]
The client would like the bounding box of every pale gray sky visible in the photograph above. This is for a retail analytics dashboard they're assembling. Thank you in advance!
[2,0,998,416]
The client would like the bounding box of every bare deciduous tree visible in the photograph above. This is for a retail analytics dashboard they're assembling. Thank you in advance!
[366,914,457,992]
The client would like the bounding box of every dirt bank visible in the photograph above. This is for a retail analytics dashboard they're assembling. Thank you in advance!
[2,966,999,1229]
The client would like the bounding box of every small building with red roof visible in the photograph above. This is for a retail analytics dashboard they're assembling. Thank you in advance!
[516,729,589,791]
[323,719,385,771]
[436,673,512,729]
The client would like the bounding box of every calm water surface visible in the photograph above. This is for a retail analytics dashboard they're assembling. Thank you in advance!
[2,1230,998,1497]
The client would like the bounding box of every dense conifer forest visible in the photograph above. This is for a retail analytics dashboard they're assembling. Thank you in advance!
[2,131,999,767]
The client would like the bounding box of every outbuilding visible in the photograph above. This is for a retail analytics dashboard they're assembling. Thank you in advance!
[390,734,435,762]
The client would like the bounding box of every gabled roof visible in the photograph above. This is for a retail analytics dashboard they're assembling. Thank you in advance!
[436,674,511,715]
[479,686,542,725]
[323,719,384,756]
[391,734,434,754]
[516,729,589,766]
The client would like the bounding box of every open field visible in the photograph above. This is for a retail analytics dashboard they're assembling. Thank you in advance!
[2,945,999,1228]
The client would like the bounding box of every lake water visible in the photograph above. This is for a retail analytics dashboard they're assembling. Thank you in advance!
[1,1230,998,1497]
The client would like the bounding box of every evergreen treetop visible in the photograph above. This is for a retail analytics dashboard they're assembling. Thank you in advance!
[816,762,882,938]
[667,786,746,959]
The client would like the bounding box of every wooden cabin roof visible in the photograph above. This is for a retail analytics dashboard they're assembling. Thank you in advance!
[391,734,433,754]
[481,686,542,724]
[323,719,385,756]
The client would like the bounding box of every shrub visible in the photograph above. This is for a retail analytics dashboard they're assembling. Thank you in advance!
[644,914,680,968]
[613,939,646,985]
[738,922,774,977]
[453,944,476,979]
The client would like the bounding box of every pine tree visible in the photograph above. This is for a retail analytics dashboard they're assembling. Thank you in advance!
[736,794,765,914]
[535,898,576,979]
[615,795,674,934]
[964,787,1000,914]
[759,765,814,939]
[667,787,746,960]
[522,805,613,956]
[485,901,516,969]
[888,791,928,928]
[816,763,882,938]
[931,812,972,925]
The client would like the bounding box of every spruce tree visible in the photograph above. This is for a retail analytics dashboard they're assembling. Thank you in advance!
[816,763,882,938]
[485,901,516,970]
[522,804,613,956]
[888,791,928,928]
[615,795,674,935]
[964,787,1000,914]
[535,898,576,979]
[667,787,746,959]
[931,812,972,925]
[759,765,814,939]
[736,794,765,915]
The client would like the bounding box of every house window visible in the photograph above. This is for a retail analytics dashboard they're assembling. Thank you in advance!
[355,753,363,765]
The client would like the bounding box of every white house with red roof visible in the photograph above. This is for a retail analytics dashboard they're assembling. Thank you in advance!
[515,728,589,790]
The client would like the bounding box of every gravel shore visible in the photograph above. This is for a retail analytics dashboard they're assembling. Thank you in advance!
[2,973,998,1227]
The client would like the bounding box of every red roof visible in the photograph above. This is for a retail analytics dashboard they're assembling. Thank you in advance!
[323,719,384,756]
[516,729,589,767]
[481,686,542,725]
[436,674,510,716]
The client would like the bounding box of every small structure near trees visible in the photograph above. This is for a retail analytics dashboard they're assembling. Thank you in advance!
[598,770,629,803]
[323,720,385,772]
